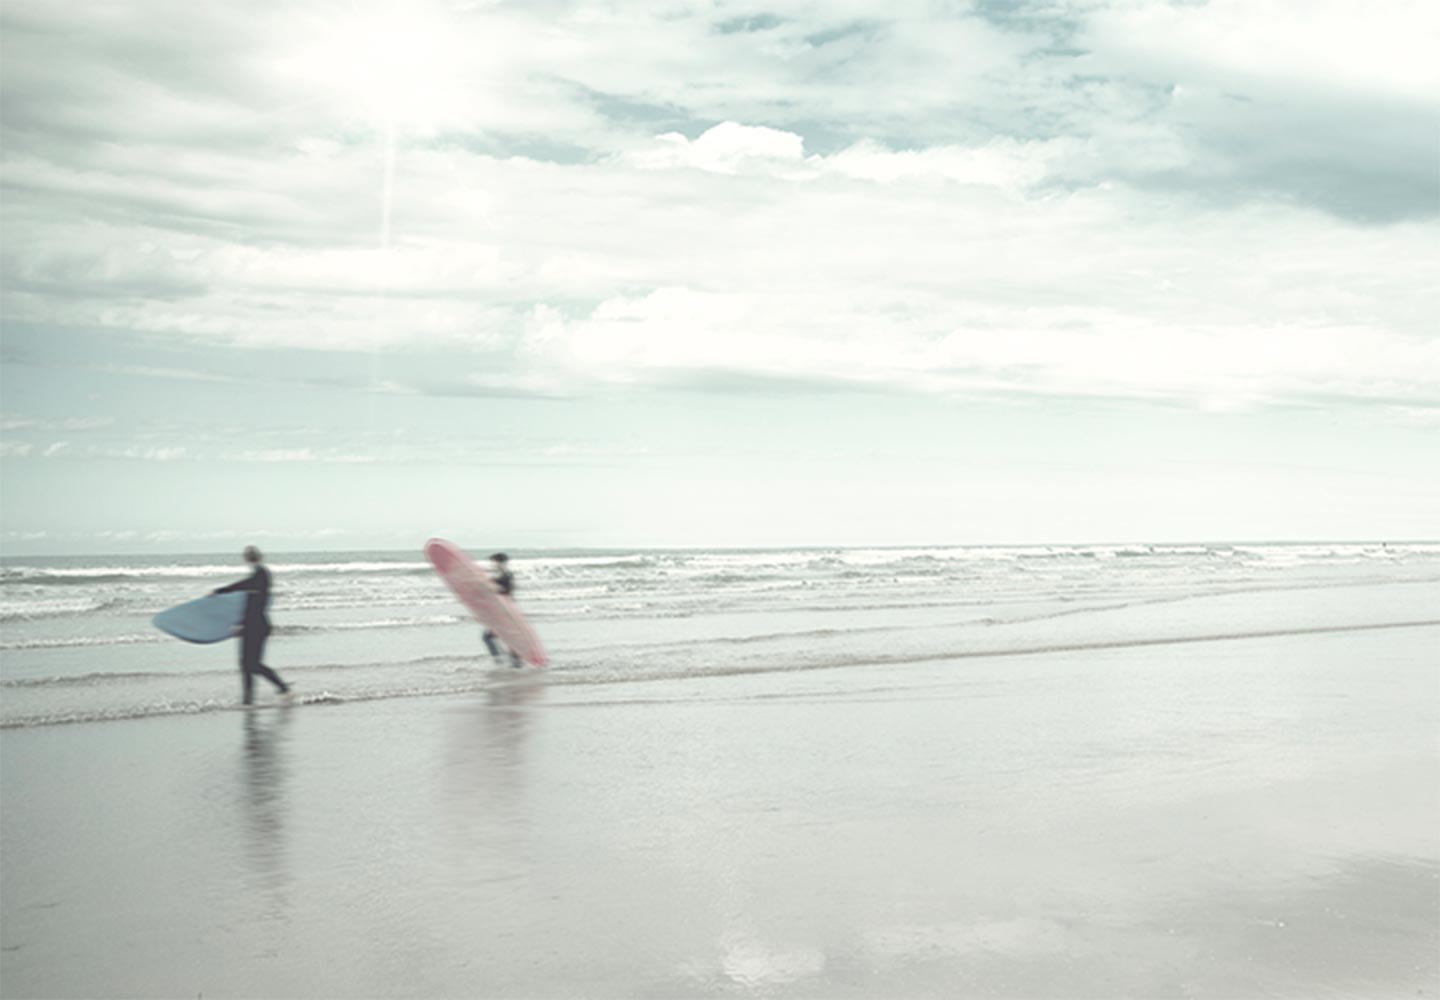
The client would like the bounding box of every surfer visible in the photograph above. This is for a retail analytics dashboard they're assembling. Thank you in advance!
[482,552,523,669]
[213,546,292,704]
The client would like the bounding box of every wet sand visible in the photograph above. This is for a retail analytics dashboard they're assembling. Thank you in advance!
[3,625,1437,998]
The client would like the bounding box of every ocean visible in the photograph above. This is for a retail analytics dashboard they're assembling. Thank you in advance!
[4,541,1438,729]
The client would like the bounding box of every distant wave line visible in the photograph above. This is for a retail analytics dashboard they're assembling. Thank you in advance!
[5,541,1435,586]
[0,562,435,585]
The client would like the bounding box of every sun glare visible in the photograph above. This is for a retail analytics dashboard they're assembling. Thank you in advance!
[284,5,477,133]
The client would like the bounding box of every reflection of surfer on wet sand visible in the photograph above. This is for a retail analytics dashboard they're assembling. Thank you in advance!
[239,707,294,897]
[441,680,546,847]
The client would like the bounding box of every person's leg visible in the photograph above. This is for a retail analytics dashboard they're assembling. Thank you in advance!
[249,626,289,693]
[240,631,257,705]
[483,630,502,659]
[251,662,288,692]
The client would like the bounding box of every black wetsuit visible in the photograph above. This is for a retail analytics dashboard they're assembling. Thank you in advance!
[483,570,519,665]
[215,565,289,703]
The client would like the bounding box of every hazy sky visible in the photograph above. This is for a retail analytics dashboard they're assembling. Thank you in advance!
[2,0,1437,555]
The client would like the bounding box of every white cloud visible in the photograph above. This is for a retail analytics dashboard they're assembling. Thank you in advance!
[117,447,187,462]
[1082,0,1440,103]
[632,126,1077,192]
[820,138,1075,189]
[3,0,1435,414]
[222,448,377,464]
[633,122,808,175]
[11,131,1429,410]
[227,448,317,463]
[519,287,1440,409]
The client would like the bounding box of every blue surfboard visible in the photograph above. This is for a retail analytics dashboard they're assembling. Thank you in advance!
[153,592,247,644]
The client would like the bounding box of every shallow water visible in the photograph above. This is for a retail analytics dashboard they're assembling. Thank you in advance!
[4,542,1439,727]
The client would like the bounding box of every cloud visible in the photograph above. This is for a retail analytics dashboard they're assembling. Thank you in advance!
[821,137,1075,189]
[113,446,187,462]
[2,0,1435,420]
[516,286,1440,410]
[221,448,377,464]
[1082,0,1438,104]
[630,123,1076,192]
[4,443,190,462]
[1071,0,1440,222]
[633,122,808,175]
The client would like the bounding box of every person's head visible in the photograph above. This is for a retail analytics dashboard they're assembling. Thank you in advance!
[490,552,509,567]
[243,545,263,564]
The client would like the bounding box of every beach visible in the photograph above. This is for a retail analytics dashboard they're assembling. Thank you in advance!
[3,630,1437,997]
[2,545,1438,997]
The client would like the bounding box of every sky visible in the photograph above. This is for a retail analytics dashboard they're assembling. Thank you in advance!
[1,0,1437,555]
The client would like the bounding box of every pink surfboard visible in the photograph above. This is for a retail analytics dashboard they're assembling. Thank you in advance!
[425,538,548,667]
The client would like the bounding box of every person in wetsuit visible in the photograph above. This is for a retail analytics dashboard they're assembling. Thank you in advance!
[213,546,292,704]
[482,552,523,668]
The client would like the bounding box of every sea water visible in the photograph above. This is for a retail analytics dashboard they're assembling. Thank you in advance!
[3,542,1438,728]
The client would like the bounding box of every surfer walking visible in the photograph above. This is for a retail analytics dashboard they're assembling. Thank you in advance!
[213,546,292,705]
[483,552,523,669]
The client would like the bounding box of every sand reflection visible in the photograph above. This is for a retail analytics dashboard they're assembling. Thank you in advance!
[440,677,546,856]
[239,706,295,898]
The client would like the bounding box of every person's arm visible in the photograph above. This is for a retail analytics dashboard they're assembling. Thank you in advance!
[212,569,259,596]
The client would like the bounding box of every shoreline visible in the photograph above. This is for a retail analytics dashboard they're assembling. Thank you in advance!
[6,617,1440,732]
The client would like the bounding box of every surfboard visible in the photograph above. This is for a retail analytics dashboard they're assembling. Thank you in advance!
[425,538,548,667]
[153,592,248,644]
